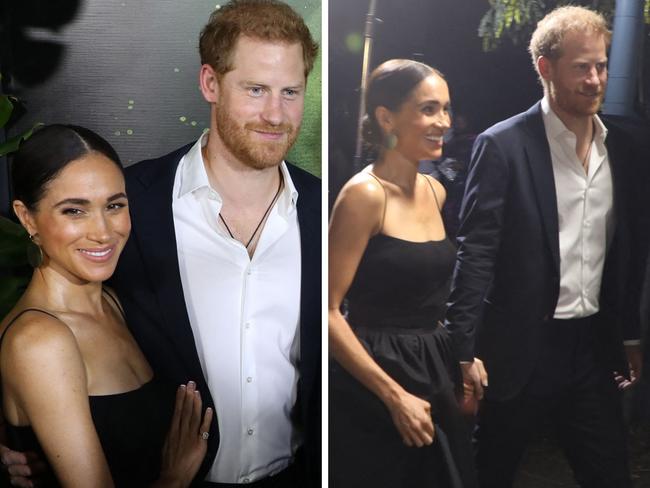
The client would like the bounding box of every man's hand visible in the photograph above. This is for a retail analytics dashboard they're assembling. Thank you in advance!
[614,344,643,390]
[460,358,488,415]
[0,445,46,488]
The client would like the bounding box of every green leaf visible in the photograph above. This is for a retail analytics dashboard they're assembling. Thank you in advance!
[0,216,26,238]
[0,274,30,320]
[0,217,29,268]
[0,95,13,128]
[0,122,42,157]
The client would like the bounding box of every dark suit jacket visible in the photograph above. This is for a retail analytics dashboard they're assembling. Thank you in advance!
[446,101,643,401]
[109,143,322,486]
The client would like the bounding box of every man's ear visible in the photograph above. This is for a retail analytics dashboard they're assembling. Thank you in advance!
[12,200,37,237]
[199,64,220,103]
[537,56,553,83]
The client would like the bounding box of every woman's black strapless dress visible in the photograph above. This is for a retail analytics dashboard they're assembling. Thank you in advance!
[331,233,477,488]
[1,309,175,487]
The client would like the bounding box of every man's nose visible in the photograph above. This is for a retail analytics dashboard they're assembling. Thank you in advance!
[261,95,284,126]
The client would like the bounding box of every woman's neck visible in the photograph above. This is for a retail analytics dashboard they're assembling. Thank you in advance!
[26,267,105,316]
[372,151,420,195]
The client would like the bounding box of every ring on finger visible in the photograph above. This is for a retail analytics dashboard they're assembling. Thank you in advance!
[201,431,210,440]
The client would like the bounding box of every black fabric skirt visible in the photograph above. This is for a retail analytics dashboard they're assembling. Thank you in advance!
[330,322,477,488]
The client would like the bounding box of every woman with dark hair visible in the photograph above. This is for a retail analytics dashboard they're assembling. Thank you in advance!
[0,124,212,487]
[329,60,478,487]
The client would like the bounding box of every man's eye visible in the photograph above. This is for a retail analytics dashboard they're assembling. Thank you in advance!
[249,86,264,97]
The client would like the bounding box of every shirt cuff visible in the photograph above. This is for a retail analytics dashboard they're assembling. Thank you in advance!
[623,340,641,346]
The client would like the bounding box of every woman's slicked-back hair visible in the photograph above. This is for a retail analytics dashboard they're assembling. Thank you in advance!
[11,124,122,211]
[362,59,443,147]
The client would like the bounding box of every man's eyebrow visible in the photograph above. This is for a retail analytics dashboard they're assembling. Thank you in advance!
[239,80,305,89]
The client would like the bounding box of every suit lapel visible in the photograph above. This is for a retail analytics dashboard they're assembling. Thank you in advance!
[294,172,320,377]
[523,102,561,272]
[288,165,321,430]
[128,146,207,384]
[604,127,625,244]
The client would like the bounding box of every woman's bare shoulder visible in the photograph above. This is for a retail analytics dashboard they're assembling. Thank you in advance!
[335,170,386,212]
[422,174,447,204]
[1,310,79,369]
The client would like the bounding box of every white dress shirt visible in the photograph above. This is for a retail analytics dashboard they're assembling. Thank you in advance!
[541,97,614,319]
[172,134,302,483]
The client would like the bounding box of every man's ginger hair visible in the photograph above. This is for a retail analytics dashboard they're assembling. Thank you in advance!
[199,0,319,78]
[529,6,611,85]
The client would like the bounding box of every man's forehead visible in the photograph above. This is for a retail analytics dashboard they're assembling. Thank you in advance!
[559,30,607,53]
[231,35,304,58]
[225,37,306,82]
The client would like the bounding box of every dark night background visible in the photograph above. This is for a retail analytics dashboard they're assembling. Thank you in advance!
[329,1,650,486]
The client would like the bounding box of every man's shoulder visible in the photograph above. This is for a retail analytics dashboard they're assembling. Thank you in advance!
[124,142,194,186]
[286,161,321,190]
[482,102,540,139]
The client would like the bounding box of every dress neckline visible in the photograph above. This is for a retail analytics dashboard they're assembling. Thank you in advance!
[89,376,155,399]
[370,232,448,245]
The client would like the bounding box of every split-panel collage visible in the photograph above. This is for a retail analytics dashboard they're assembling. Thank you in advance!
[0,0,649,487]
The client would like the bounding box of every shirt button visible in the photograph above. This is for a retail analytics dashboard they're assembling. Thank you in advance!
[247,269,252,275]
[245,322,251,329]
[247,428,254,435]
[247,377,253,383]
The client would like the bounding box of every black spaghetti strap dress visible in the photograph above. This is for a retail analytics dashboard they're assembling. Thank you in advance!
[0,303,175,487]
[330,174,477,488]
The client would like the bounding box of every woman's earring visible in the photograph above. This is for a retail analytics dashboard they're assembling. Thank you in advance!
[384,133,398,150]
[27,234,44,268]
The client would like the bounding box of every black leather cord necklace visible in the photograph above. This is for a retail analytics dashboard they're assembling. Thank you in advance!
[219,170,284,249]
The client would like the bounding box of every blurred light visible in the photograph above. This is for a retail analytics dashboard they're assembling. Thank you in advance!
[345,32,363,53]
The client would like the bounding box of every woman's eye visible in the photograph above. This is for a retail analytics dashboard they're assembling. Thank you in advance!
[62,208,84,216]
[107,202,127,211]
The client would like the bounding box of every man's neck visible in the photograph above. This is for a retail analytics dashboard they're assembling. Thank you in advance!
[547,96,594,143]
[202,130,281,208]
[546,95,596,172]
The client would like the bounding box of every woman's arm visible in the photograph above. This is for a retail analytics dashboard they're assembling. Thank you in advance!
[328,176,434,447]
[1,314,114,488]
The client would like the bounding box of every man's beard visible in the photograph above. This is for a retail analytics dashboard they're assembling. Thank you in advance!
[215,104,299,170]
[551,82,605,118]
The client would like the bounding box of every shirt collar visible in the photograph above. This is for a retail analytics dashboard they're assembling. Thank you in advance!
[177,131,299,209]
[178,131,210,198]
[541,96,608,143]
